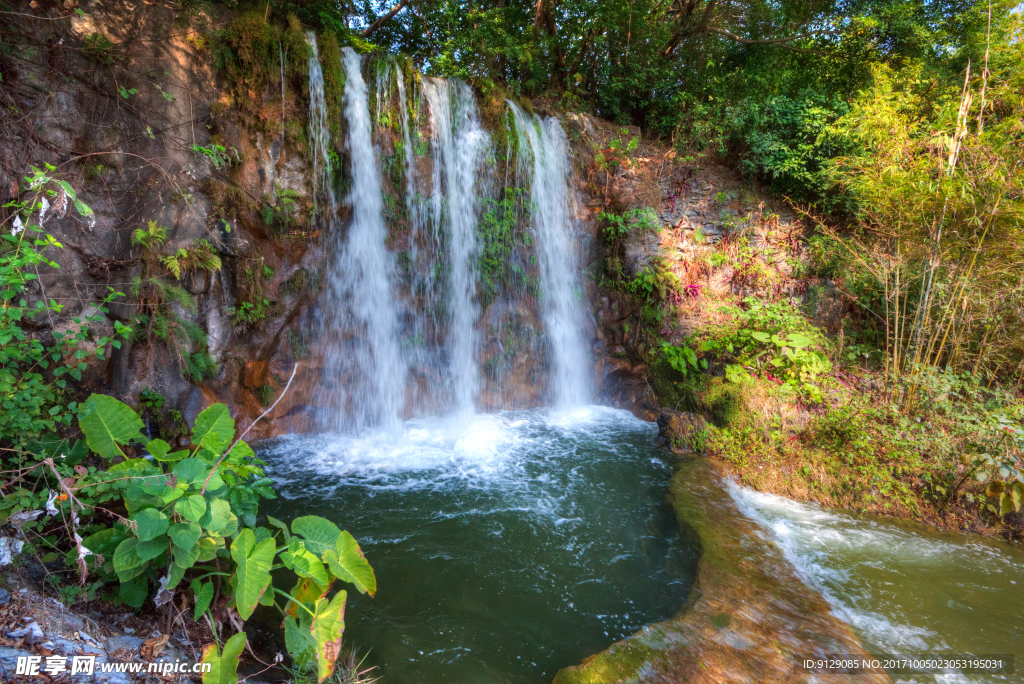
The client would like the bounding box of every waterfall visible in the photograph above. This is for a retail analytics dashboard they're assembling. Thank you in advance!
[508,105,591,407]
[305,33,335,221]
[422,78,490,416]
[305,39,590,428]
[395,65,417,231]
[279,42,286,146]
[311,44,406,432]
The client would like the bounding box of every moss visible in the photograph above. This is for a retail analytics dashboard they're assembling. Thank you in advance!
[280,268,310,295]
[318,31,345,140]
[283,15,310,80]
[255,384,275,407]
[648,365,750,429]
[700,377,744,427]
[552,639,658,684]
[218,11,278,118]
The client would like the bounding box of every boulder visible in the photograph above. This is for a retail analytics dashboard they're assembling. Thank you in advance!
[656,408,708,452]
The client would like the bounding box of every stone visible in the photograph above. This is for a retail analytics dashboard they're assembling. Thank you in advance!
[656,408,708,452]
[106,635,145,653]
[0,588,9,605]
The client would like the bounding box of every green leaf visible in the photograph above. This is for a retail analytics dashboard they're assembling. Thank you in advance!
[131,508,170,541]
[200,499,233,533]
[229,528,276,620]
[73,198,93,217]
[136,535,169,562]
[282,542,330,587]
[322,531,376,596]
[786,333,813,348]
[196,537,221,562]
[147,439,171,460]
[751,331,771,343]
[149,438,188,462]
[174,458,209,485]
[310,590,347,682]
[228,440,256,462]
[169,521,202,550]
[173,543,201,569]
[192,404,235,451]
[201,631,246,684]
[999,492,1015,516]
[283,615,316,671]
[78,393,144,459]
[113,538,148,582]
[192,580,214,620]
[175,495,207,522]
[165,561,188,591]
[1010,482,1024,512]
[291,516,340,557]
[119,577,148,608]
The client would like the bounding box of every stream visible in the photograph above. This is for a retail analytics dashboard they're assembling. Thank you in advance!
[729,483,1023,683]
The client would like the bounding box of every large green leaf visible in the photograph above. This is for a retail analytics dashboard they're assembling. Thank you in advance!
[200,499,233,533]
[323,531,376,597]
[283,615,315,671]
[173,542,201,569]
[310,590,347,683]
[169,522,202,550]
[192,404,235,451]
[284,577,331,618]
[148,438,189,462]
[78,394,145,459]
[196,536,221,562]
[175,494,207,522]
[131,508,169,542]
[201,631,246,684]
[174,458,209,485]
[229,528,276,620]
[165,561,188,591]
[136,535,169,562]
[113,538,148,582]
[291,516,340,557]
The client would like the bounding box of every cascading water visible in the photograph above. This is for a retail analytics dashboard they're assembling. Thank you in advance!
[394,66,416,227]
[305,33,335,222]
[509,105,592,407]
[421,78,490,415]
[728,482,1024,684]
[313,46,406,432]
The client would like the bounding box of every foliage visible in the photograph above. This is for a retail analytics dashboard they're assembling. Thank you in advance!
[1,166,130,445]
[1,394,376,683]
[476,187,529,305]
[190,143,233,171]
[129,221,222,382]
[597,207,658,242]
[263,187,303,235]
[818,39,1024,390]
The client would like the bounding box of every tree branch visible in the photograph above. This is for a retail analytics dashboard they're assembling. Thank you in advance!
[362,0,410,38]
[701,26,839,52]
[566,28,598,83]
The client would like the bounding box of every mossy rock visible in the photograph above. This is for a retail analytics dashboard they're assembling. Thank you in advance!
[647,366,743,428]
[700,377,743,427]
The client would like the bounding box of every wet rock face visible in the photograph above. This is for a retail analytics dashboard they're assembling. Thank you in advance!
[555,459,891,684]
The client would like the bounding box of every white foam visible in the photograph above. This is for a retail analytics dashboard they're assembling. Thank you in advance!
[262,405,652,493]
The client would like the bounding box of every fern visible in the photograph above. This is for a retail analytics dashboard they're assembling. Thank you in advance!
[131,220,167,250]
